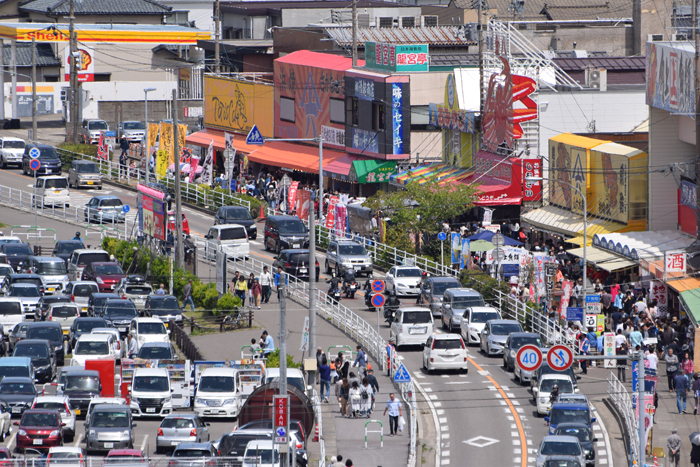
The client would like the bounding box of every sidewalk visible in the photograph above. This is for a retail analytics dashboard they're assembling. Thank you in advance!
[187,298,411,467]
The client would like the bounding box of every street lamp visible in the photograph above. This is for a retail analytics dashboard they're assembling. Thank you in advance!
[143,87,157,184]
[524,176,588,294]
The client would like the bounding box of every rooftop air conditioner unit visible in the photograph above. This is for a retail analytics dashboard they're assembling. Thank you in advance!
[401,16,415,28]
[672,33,689,41]
[358,13,370,28]
[421,15,438,27]
[586,68,607,91]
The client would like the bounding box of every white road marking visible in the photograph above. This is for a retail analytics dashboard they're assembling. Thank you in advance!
[73,433,84,446]
[442,451,450,457]
[439,418,447,423]
[514,449,521,454]
[512,440,520,445]
[511,424,517,429]
[433,402,442,407]
[478,370,490,376]
[511,432,519,437]
[511,400,520,406]
[441,433,450,439]
[437,409,445,415]
[250,241,261,245]
[429,395,438,400]
[424,388,433,393]
[440,460,450,465]
[506,393,515,398]
[599,460,608,465]
[444,382,470,385]
[6,432,16,450]
[499,401,507,405]
[515,408,524,413]
[463,436,499,448]
[140,434,148,452]
[597,450,606,456]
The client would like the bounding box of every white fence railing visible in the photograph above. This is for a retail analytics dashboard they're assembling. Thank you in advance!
[311,388,326,467]
[607,371,638,465]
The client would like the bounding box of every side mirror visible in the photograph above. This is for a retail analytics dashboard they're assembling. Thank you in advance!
[591,417,596,423]
[61,423,66,426]
[592,438,598,443]
[12,422,18,426]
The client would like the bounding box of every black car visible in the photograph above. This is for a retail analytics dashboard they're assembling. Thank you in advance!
[7,322,29,354]
[143,295,183,324]
[37,295,71,321]
[272,249,319,281]
[0,377,37,416]
[87,292,120,317]
[263,215,309,254]
[1,273,44,295]
[52,241,85,265]
[214,206,257,239]
[12,340,55,383]
[22,144,62,176]
[552,423,597,466]
[136,342,175,360]
[68,317,107,351]
[1,244,34,272]
[25,322,65,366]
[98,299,138,336]
[61,370,101,417]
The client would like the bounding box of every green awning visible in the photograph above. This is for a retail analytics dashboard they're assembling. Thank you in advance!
[680,289,700,324]
[349,160,396,184]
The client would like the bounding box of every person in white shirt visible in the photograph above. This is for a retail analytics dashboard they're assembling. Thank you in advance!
[260,266,273,304]
[646,348,659,372]
[615,329,627,349]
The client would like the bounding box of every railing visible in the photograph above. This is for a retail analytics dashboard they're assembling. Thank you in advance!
[169,319,205,361]
[607,371,638,465]
[311,388,326,467]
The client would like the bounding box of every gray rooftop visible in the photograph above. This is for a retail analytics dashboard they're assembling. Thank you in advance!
[19,0,172,15]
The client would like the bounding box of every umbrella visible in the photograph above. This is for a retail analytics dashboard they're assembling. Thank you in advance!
[466,230,524,246]
[690,432,700,445]
[470,240,495,252]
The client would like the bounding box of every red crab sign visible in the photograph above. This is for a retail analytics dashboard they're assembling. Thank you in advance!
[482,56,538,152]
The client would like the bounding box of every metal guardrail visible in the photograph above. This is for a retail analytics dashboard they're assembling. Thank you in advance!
[311,388,325,467]
[607,371,638,465]
[169,319,205,361]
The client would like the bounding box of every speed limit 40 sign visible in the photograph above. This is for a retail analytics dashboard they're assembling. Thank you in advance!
[515,345,543,372]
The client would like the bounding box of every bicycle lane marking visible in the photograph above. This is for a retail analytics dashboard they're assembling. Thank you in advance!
[468,356,527,467]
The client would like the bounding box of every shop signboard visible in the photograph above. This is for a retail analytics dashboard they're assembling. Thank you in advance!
[365,42,429,73]
[204,75,273,137]
[64,45,95,82]
[392,83,404,155]
[548,134,598,215]
[522,158,542,202]
[141,196,165,240]
[647,42,694,114]
[679,177,698,236]
[665,252,686,273]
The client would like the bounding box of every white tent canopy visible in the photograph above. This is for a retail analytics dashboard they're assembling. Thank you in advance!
[592,230,695,261]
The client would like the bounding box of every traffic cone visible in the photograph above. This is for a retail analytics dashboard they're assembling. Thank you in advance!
[259,203,264,219]
[654,455,658,467]
[313,423,319,442]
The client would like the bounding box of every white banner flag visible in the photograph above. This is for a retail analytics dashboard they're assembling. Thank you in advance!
[200,140,214,185]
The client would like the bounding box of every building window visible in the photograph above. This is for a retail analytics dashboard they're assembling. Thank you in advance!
[372,102,385,131]
[330,98,345,124]
[280,97,295,122]
[351,97,359,126]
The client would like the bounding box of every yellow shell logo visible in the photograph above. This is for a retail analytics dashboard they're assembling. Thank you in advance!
[77,49,92,71]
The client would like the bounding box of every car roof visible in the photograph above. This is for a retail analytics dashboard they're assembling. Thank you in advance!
[92,328,118,334]
[1,376,34,382]
[280,249,309,254]
[1,137,23,142]
[211,224,246,230]
[106,450,143,457]
[105,299,134,305]
[47,447,83,453]
[90,262,119,267]
[14,339,50,347]
[26,143,53,150]
[9,274,41,279]
[334,240,361,245]
[429,276,460,282]
[77,334,110,342]
[221,206,247,211]
[541,374,574,381]
[10,283,39,288]
[92,293,120,298]
[554,422,592,431]
[432,333,463,340]
[265,368,303,377]
[64,370,99,377]
[74,317,106,323]
[267,215,300,221]
[48,303,78,309]
[174,443,212,450]
[133,317,165,324]
[92,404,130,412]
[162,413,200,420]
[72,160,94,165]
[30,256,65,263]
[0,298,21,304]
[201,367,236,377]
[508,332,540,338]
[397,306,432,312]
[446,287,480,296]
[72,249,108,255]
[91,196,121,201]
[133,367,168,376]
[542,435,582,443]
[27,322,62,330]
[469,307,499,313]
[551,402,589,410]
[34,396,69,403]
[139,342,170,348]
[147,295,176,300]
[488,319,521,325]
[245,440,275,449]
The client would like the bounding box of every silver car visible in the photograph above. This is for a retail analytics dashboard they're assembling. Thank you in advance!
[68,160,102,189]
[118,121,146,142]
[114,280,152,311]
[324,240,373,276]
[83,196,126,224]
[62,281,99,317]
[7,284,41,316]
[84,404,135,453]
[156,414,211,454]
[535,436,586,467]
[479,319,523,356]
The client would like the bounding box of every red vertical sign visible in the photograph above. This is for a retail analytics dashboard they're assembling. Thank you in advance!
[273,395,289,444]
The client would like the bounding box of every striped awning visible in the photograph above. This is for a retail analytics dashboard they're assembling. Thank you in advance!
[390,163,472,185]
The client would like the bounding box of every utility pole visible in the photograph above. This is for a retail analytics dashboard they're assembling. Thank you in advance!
[636,351,646,466]
[10,41,16,119]
[172,89,184,270]
[31,36,37,141]
[69,0,79,144]
[214,0,221,73]
[0,41,5,121]
[477,0,484,116]
[695,0,700,237]
[307,204,316,387]
[351,0,358,67]
[278,278,288,466]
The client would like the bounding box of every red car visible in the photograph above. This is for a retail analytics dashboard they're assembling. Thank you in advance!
[167,212,190,236]
[104,449,147,465]
[14,409,64,451]
[81,262,126,293]
[0,447,12,467]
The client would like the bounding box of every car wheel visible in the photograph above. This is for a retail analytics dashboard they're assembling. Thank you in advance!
[1,159,6,170]
[263,236,270,251]
[449,320,454,333]
[155,446,162,455]
[325,260,331,274]
[514,368,520,382]
[275,242,281,255]
[503,357,507,369]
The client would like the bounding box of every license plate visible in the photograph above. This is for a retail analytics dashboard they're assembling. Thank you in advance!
[63,329,69,334]
[54,191,61,194]
[120,327,127,332]
[409,327,427,334]
[299,268,307,273]
[32,440,42,445]
[354,266,361,271]
[146,408,155,413]
[171,441,180,446]
[210,409,219,414]
[74,409,81,415]
[11,408,20,414]
[104,443,113,448]
[48,287,55,292]
[82,307,87,312]
[87,182,94,185]
[293,244,300,248]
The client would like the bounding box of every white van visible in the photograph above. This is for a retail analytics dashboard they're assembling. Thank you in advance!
[130,367,173,418]
[243,440,281,467]
[460,306,503,345]
[129,317,168,351]
[0,137,25,169]
[0,298,24,334]
[264,368,306,392]
[71,333,115,366]
[194,367,243,418]
[204,225,249,260]
[67,249,110,281]
[389,306,434,349]
[24,256,69,295]
[34,176,70,208]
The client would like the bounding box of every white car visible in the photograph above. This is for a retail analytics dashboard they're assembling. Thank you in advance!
[194,367,244,418]
[535,374,577,415]
[47,303,80,332]
[389,307,434,349]
[71,333,116,366]
[242,439,281,467]
[384,266,422,297]
[7,283,41,316]
[0,137,25,169]
[263,368,306,392]
[130,367,173,418]
[91,328,125,360]
[32,396,77,442]
[535,435,586,467]
[0,298,25,335]
[34,176,70,208]
[460,306,502,345]
[422,334,468,373]
[47,447,85,467]
[129,317,169,351]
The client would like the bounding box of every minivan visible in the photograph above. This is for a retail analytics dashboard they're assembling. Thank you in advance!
[440,288,485,333]
[0,298,24,334]
[193,367,243,418]
[204,225,249,260]
[0,356,34,382]
[263,215,309,254]
[34,176,70,208]
[67,249,110,281]
[389,306,434,349]
[418,276,462,317]
[0,137,25,169]
[129,367,173,418]
[214,206,257,239]
[242,439,281,467]
[84,404,135,453]
[22,144,62,176]
[61,369,102,416]
[68,160,102,189]
[23,256,69,295]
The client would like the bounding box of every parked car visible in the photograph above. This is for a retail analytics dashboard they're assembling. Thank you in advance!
[214,206,256,239]
[0,298,25,336]
[84,398,127,427]
[169,443,218,467]
[78,119,109,145]
[0,377,38,417]
[155,414,210,454]
[242,439,280,467]
[80,263,125,293]
[33,177,70,208]
[0,137,25,169]
[547,403,595,436]
[47,447,85,467]
[235,419,307,448]
[22,144,62,176]
[7,322,30,353]
[143,295,183,324]
[90,328,124,361]
[46,303,80,333]
[263,215,309,254]
[13,409,64,451]
[531,363,580,394]
[68,160,102,190]
[83,197,126,224]
[0,404,11,441]
[324,240,372,277]
[60,370,102,417]
[389,307,434,349]
[479,319,523,356]
[31,396,76,442]
[118,121,146,142]
[37,295,71,321]
[84,404,135,454]
[12,339,56,383]
[193,368,243,419]
[103,449,147,466]
[384,266,422,297]
[272,249,319,281]
[0,357,34,386]
[26,322,65,366]
[129,367,173,418]
[551,423,597,466]
[262,369,306,394]
[113,277,151,311]
[129,318,168,351]
[535,374,577,416]
[417,276,462,317]
[203,225,249,260]
[52,241,85,265]
[67,250,110,282]
[422,333,468,373]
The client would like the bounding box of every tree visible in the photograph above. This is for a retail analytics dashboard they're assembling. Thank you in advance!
[365,173,478,253]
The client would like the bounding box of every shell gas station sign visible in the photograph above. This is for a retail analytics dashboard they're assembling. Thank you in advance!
[63,45,94,82]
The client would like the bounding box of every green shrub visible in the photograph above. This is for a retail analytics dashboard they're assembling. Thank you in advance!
[265,349,302,369]
[202,284,219,311]
[216,293,241,312]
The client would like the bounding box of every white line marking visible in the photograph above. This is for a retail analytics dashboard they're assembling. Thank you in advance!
[437,409,445,415]
[511,400,520,406]
[433,402,442,407]
[445,382,470,385]
[511,424,517,429]
[441,375,449,378]
[424,388,433,393]
[441,433,450,439]
[478,370,490,376]
[140,434,148,452]
[6,432,15,450]
[514,449,522,454]
[443,451,450,457]
[429,395,438,400]
[439,418,448,423]
[511,432,519,438]
[440,460,450,465]
[73,433,84,446]
[512,440,520,445]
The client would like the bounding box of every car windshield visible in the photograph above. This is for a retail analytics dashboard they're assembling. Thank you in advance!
[173,450,210,458]
[148,297,180,311]
[65,375,99,391]
[49,452,81,463]
[56,242,82,254]
[403,311,432,324]
[551,409,591,427]
[133,376,169,392]
[75,341,109,355]
[219,228,247,241]
[511,336,544,349]
[44,179,68,189]
[0,239,20,246]
[491,323,523,335]
[3,141,24,149]
[27,327,62,341]
[540,441,581,456]
[99,199,122,208]
[287,253,309,264]
[123,122,145,130]
[452,296,485,308]
[10,287,39,297]
[540,379,574,393]
[161,418,195,429]
[36,262,67,274]
[0,382,35,394]
[338,244,366,255]
[76,253,109,266]
[198,376,234,392]
[433,339,463,350]
[126,286,151,295]
[0,302,21,315]
[14,278,42,288]
[91,410,129,427]
[22,413,58,427]
[224,208,251,220]
[244,449,278,464]
[0,266,12,276]
[469,311,501,323]
[278,220,306,234]
[37,148,58,159]
[396,268,421,277]
[14,345,48,358]
[432,281,459,294]
[94,265,123,275]
[74,284,98,296]
[4,245,32,255]
[33,402,66,411]
[88,121,108,130]
[51,306,77,318]
[104,303,137,317]
[76,321,104,332]
[76,163,98,174]
[138,322,166,334]
[138,346,171,360]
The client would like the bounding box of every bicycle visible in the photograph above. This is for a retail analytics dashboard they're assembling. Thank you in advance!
[221,312,243,331]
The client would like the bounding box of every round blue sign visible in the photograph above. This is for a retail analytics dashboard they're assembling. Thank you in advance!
[371,280,385,294]
[371,294,385,308]
[122,205,130,213]
[29,147,40,159]
[29,159,41,171]
[437,232,447,241]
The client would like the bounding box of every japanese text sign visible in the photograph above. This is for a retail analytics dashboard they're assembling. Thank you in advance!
[665,252,686,273]
[273,395,289,444]
[365,42,429,72]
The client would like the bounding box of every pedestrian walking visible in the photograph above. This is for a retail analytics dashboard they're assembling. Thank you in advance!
[155,284,166,295]
[383,393,403,436]
[579,333,590,374]
[675,372,689,414]
[367,368,379,413]
[616,342,628,382]
[668,428,682,467]
[318,355,331,403]
[667,348,680,392]
[181,279,194,311]
[247,273,255,305]
[274,266,288,301]
[353,345,367,378]
[337,378,349,416]
[260,266,272,304]
[250,278,262,309]
[693,373,700,415]
[315,348,324,384]
[344,460,353,467]
[119,137,129,179]
[126,333,137,358]
[386,338,396,376]
[235,276,248,307]
[682,351,694,386]
[348,381,361,418]
[360,378,373,418]
[692,441,700,467]
[332,456,343,467]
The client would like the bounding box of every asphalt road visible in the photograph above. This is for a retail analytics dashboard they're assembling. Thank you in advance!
[0,165,618,467]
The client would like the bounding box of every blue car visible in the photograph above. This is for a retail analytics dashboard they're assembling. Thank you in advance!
[22,144,62,176]
[545,402,595,436]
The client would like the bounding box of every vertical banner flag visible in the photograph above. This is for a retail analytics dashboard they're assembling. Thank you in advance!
[159,122,173,167]
[178,124,187,157]
[451,232,461,264]
[200,140,214,185]
[189,156,200,183]
[560,280,574,318]
[225,132,234,150]
[460,239,470,269]
[288,182,300,214]
[483,208,494,226]
[97,133,108,160]
[325,196,339,229]
[156,150,168,178]
[147,123,160,173]
[297,190,311,221]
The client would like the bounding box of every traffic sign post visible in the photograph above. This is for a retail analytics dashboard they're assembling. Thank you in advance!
[371,294,385,308]
[29,159,40,171]
[515,345,543,372]
[547,345,574,371]
[371,280,385,294]
[566,307,584,322]
[30,158,41,244]
[394,363,411,383]
[273,395,289,445]
[438,232,446,271]
[246,125,265,145]
[29,147,40,159]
